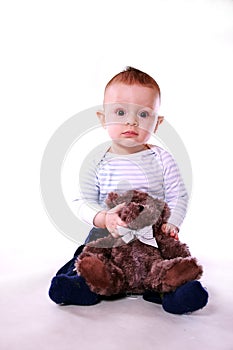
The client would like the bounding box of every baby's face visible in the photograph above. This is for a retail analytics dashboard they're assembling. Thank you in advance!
[100,83,160,151]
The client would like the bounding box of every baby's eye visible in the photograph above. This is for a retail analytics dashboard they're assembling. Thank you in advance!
[138,110,149,118]
[116,109,126,116]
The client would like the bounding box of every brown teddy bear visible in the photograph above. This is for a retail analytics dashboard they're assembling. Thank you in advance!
[75,190,203,296]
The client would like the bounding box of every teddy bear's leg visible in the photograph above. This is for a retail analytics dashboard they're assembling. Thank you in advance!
[76,254,126,296]
[145,257,203,293]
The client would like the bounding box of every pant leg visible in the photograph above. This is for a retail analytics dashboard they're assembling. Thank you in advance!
[84,227,110,244]
[55,244,85,276]
[48,233,102,305]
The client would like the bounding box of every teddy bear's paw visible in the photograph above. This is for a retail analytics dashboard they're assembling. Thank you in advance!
[163,257,203,291]
[76,256,125,296]
[76,256,111,293]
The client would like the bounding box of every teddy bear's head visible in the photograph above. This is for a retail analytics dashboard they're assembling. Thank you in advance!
[105,190,170,230]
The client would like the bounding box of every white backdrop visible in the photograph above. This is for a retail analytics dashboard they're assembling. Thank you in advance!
[0,0,233,280]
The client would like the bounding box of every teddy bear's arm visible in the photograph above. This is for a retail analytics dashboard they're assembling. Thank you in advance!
[154,230,191,259]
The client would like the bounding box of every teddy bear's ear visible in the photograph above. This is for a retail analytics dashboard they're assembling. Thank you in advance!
[96,110,106,129]
[105,192,119,208]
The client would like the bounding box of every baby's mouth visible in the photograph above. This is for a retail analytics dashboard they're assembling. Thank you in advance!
[122,130,138,136]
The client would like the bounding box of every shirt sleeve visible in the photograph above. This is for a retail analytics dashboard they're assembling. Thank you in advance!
[160,149,189,228]
[72,156,103,227]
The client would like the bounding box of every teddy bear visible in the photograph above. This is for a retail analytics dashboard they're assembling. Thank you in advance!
[75,190,203,297]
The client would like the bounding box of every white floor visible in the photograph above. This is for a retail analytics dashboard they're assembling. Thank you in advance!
[1,253,232,350]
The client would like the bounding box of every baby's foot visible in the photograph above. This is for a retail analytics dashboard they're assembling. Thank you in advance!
[48,274,100,305]
[162,280,208,314]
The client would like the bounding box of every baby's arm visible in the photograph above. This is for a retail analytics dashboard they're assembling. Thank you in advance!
[73,156,103,227]
[161,149,189,240]
[73,155,127,236]
[93,203,127,237]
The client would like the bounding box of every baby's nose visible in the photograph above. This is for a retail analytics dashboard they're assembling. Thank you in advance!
[126,112,138,126]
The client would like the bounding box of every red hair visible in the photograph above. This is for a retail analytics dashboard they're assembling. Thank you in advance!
[105,66,161,100]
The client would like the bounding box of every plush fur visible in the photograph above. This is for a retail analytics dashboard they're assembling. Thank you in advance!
[75,190,203,296]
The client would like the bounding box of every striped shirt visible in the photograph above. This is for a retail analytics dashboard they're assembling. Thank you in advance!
[74,144,188,229]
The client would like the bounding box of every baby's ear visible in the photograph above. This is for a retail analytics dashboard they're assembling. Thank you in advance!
[154,116,164,132]
[96,110,106,128]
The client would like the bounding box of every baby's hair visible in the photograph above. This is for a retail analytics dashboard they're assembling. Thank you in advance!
[105,66,161,100]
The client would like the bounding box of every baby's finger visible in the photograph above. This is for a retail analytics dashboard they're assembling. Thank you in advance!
[117,218,128,227]
[108,227,120,238]
[170,229,179,240]
[108,202,126,214]
[161,224,169,234]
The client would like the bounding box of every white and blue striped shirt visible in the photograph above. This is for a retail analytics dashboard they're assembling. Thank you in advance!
[75,144,188,229]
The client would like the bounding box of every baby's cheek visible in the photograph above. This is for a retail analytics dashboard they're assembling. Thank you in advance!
[106,124,122,139]
[138,129,152,141]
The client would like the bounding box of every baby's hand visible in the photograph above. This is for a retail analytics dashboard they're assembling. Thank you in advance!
[161,223,179,240]
[105,203,127,238]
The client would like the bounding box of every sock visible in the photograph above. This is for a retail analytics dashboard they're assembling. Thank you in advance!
[48,274,101,306]
[143,290,163,305]
[162,280,208,315]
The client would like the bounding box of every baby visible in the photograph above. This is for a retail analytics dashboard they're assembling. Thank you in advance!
[48,67,208,314]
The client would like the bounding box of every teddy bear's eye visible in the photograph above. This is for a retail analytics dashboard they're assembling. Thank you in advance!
[139,205,144,212]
